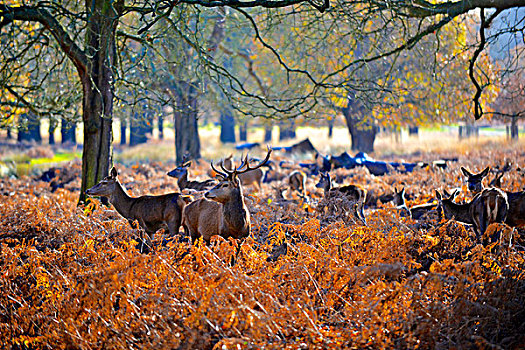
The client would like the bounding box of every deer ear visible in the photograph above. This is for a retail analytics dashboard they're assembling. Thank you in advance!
[481,167,490,177]
[184,161,192,167]
[461,167,471,177]
[443,189,450,197]
[110,167,118,178]
[435,190,442,201]
[451,189,460,199]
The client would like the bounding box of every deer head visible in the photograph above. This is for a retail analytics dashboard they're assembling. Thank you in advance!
[461,166,490,194]
[167,160,191,179]
[206,148,272,202]
[315,172,332,192]
[86,167,119,197]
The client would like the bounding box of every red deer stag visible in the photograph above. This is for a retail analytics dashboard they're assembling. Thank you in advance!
[462,166,524,228]
[316,172,367,224]
[183,148,272,249]
[86,167,189,251]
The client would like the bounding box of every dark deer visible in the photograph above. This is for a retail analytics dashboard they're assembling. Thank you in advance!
[436,188,508,243]
[167,157,217,191]
[183,148,273,246]
[461,166,524,228]
[86,167,189,250]
[316,172,367,224]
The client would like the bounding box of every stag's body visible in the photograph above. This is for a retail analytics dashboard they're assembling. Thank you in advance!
[86,167,187,237]
[168,160,217,191]
[316,172,367,224]
[183,149,272,243]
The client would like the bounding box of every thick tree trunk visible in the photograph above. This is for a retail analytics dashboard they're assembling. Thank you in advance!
[239,121,247,142]
[78,0,122,204]
[173,81,201,164]
[342,104,376,153]
[61,118,76,145]
[220,111,236,143]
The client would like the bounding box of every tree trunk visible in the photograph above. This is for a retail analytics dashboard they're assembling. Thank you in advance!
[279,120,296,141]
[78,0,122,204]
[172,81,201,164]
[239,121,247,142]
[158,114,164,140]
[328,117,334,138]
[120,118,127,145]
[264,125,272,143]
[510,117,519,140]
[48,119,57,145]
[220,111,236,143]
[408,126,419,135]
[129,112,152,146]
[342,104,376,153]
[61,118,76,145]
[17,113,41,143]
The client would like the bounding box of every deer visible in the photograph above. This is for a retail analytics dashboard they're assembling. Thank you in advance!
[288,170,308,200]
[167,156,217,191]
[436,188,508,244]
[461,166,525,228]
[86,167,190,251]
[222,154,265,191]
[392,187,439,220]
[315,172,367,224]
[182,148,272,262]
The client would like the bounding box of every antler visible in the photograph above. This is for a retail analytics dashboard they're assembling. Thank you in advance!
[236,146,272,175]
[211,160,228,179]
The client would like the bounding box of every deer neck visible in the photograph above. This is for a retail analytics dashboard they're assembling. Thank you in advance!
[322,180,332,195]
[177,172,188,190]
[109,181,135,219]
[442,201,473,224]
[221,189,249,234]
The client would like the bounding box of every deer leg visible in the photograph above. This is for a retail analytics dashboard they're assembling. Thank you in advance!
[230,238,245,266]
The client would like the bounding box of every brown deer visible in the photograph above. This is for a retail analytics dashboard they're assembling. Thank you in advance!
[436,188,508,243]
[222,154,265,191]
[183,148,272,246]
[288,170,307,199]
[461,166,490,194]
[393,187,439,220]
[86,167,189,250]
[315,172,367,224]
[167,158,217,191]
[461,166,525,228]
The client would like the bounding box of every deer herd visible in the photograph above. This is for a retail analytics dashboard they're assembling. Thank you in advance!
[86,147,525,255]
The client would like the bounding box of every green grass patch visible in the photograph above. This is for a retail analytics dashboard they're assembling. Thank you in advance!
[30,152,80,165]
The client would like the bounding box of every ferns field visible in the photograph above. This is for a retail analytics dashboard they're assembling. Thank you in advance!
[1,143,524,349]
